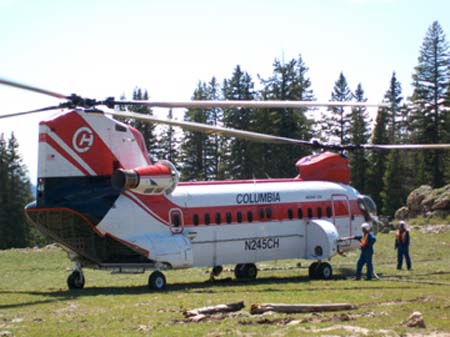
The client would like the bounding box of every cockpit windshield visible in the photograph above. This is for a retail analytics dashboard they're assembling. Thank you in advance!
[357,195,377,217]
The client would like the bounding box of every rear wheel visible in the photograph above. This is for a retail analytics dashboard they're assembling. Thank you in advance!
[67,270,85,290]
[243,263,258,280]
[148,271,166,290]
[308,262,320,279]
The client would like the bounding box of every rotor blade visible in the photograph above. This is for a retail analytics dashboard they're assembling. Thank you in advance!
[109,110,321,147]
[362,144,450,150]
[0,77,68,99]
[115,100,388,109]
[0,105,63,119]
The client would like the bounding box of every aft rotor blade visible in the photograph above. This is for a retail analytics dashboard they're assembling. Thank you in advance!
[362,144,450,150]
[0,105,63,119]
[0,77,68,99]
[109,110,320,147]
[116,100,388,109]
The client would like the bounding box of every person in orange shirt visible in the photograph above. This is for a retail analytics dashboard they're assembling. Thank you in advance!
[395,221,411,270]
[353,223,376,280]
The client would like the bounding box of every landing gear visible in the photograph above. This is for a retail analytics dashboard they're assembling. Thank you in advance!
[308,262,332,280]
[67,270,85,289]
[234,263,258,280]
[148,271,167,290]
[209,265,223,280]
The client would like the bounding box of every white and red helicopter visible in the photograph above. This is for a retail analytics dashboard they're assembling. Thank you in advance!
[1,78,449,291]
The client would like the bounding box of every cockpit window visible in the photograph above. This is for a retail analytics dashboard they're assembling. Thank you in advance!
[358,195,377,217]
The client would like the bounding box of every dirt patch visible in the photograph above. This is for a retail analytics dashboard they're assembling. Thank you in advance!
[414,224,450,234]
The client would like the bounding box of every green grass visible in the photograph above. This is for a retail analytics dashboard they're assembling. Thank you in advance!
[1,226,450,336]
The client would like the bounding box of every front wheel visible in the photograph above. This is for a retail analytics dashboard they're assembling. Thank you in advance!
[148,271,166,290]
[318,262,333,280]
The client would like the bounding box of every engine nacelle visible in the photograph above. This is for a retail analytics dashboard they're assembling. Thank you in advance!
[112,160,179,195]
[296,152,350,184]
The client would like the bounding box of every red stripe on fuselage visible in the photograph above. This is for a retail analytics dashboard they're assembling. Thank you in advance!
[123,186,363,228]
[41,134,91,176]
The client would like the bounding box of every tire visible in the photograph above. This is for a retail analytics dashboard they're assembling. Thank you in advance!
[67,270,85,290]
[318,262,333,280]
[212,265,223,277]
[148,271,166,290]
[234,264,245,279]
[243,263,258,280]
[308,262,319,279]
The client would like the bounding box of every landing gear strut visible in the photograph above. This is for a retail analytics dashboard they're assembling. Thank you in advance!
[234,263,258,280]
[148,271,167,290]
[67,267,85,290]
[308,262,333,280]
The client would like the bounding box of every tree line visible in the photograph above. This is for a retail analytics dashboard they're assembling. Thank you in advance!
[1,21,449,248]
[134,20,450,216]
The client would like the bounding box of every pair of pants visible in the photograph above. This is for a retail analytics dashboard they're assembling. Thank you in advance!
[356,252,373,279]
[397,247,412,270]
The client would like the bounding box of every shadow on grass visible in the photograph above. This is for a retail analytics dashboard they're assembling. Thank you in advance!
[0,270,420,310]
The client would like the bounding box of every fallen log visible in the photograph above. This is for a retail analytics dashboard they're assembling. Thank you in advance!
[250,303,356,315]
[184,301,245,317]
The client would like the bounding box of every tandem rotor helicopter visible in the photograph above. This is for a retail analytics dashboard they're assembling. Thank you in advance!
[1,77,449,291]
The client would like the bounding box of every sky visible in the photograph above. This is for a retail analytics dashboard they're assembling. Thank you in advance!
[1,0,449,182]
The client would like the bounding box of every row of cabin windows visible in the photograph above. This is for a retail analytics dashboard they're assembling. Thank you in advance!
[191,206,333,226]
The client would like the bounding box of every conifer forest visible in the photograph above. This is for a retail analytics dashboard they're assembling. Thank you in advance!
[1,20,449,248]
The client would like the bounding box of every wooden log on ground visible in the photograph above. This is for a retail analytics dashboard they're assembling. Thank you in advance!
[184,301,245,317]
[250,303,356,315]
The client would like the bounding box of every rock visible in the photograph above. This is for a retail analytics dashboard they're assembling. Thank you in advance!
[403,311,426,328]
[432,185,450,210]
[395,206,409,220]
[407,185,432,216]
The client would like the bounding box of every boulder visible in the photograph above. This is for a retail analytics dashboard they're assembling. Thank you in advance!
[406,185,432,216]
[398,184,450,219]
[394,206,409,220]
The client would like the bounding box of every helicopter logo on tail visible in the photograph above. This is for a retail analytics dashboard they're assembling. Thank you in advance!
[72,127,94,153]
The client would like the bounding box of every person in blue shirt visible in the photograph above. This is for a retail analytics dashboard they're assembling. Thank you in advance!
[353,222,376,280]
[395,221,411,270]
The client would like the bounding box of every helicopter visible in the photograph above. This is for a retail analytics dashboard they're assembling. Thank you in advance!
[1,77,449,291]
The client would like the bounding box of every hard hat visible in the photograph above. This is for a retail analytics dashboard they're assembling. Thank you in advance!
[361,223,371,231]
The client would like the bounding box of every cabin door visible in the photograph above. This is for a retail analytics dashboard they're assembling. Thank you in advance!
[169,208,184,234]
[331,194,351,244]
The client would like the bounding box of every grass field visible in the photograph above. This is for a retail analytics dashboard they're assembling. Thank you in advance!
[1,225,450,337]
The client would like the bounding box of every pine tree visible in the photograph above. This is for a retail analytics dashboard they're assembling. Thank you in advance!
[322,72,353,145]
[0,133,33,248]
[348,83,370,192]
[409,21,450,187]
[222,65,257,179]
[127,88,158,162]
[158,109,180,164]
[257,55,314,178]
[180,80,221,181]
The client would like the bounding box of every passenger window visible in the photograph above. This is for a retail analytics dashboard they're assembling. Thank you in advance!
[307,208,313,219]
[226,212,232,224]
[204,214,210,225]
[237,212,243,223]
[193,214,199,226]
[288,208,293,220]
[215,213,221,225]
[317,207,322,219]
[259,208,265,219]
[247,211,253,223]
[266,208,272,219]
[297,208,303,219]
[326,206,332,218]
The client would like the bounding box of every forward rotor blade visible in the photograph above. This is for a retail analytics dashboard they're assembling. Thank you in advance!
[0,105,62,119]
[109,110,319,147]
[0,77,68,99]
[362,144,450,150]
[116,100,388,109]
